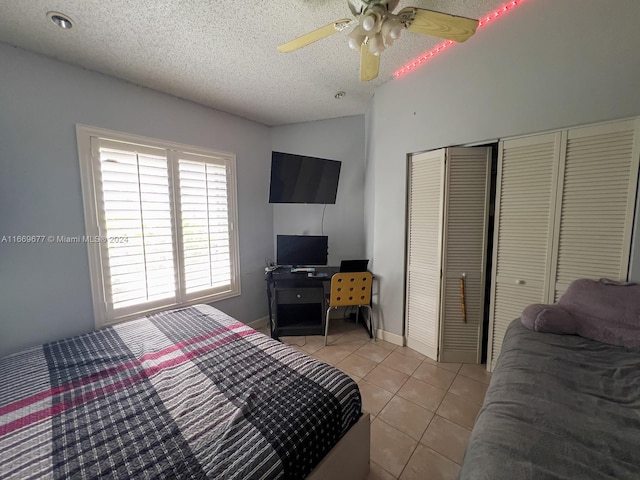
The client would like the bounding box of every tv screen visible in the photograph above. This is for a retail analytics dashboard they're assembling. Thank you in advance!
[269,152,341,204]
[277,235,328,266]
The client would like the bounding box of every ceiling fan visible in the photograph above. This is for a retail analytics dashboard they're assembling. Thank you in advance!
[277,0,479,82]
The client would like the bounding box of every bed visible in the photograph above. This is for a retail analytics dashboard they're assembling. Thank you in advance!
[460,296,640,479]
[0,304,368,480]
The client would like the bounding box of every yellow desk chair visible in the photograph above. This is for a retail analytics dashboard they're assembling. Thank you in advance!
[325,272,375,346]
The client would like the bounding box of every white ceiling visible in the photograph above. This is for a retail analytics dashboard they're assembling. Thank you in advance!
[0,0,507,126]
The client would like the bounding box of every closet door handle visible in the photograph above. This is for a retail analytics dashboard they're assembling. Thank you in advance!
[459,273,467,323]
[515,279,526,285]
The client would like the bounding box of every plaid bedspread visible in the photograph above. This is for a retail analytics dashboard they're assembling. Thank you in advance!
[0,305,362,479]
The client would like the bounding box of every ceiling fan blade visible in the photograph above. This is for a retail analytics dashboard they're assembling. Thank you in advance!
[399,7,479,43]
[360,44,379,82]
[277,19,352,53]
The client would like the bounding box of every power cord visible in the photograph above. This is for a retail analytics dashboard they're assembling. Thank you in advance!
[321,204,327,236]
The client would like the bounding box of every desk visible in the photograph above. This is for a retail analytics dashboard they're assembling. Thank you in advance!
[265,266,339,340]
[265,267,377,341]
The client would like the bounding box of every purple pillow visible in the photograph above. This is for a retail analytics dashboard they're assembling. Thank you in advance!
[521,278,640,348]
[521,303,577,334]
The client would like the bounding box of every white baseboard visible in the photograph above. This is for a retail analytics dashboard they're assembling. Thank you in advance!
[248,317,269,330]
[375,329,404,346]
[248,318,402,346]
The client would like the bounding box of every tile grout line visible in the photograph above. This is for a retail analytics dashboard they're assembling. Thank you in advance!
[374,416,421,480]
[371,460,398,480]
[275,324,490,478]
[288,333,484,425]
[370,364,458,478]
[393,367,482,478]
[396,368,460,479]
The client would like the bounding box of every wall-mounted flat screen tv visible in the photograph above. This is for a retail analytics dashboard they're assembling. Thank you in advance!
[269,152,341,204]
[277,235,328,266]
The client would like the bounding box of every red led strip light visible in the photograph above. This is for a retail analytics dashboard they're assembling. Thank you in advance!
[393,0,525,79]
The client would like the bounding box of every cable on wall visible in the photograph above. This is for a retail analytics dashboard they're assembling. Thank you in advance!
[321,204,327,235]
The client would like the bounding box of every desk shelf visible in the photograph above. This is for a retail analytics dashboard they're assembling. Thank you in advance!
[276,304,324,336]
[266,267,338,340]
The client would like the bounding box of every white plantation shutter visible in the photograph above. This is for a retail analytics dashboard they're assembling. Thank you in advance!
[405,149,445,360]
[96,141,177,316]
[178,156,233,296]
[78,126,240,327]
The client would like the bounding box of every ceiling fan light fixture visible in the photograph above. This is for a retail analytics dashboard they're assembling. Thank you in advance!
[380,16,402,43]
[390,23,403,40]
[368,33,385,55]
[348,25,366,51]
[278,0,509,82]
[362,14,376,32]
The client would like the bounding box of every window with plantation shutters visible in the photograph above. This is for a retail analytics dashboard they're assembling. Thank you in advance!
[97,142,177,315]
[77,125,240,327]
[178,156,233,295]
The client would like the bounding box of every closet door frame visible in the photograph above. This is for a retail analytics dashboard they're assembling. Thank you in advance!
[547,130,568,298]
[629,118,640,280]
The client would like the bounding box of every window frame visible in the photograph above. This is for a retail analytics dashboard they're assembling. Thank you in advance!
[76,124,241,328]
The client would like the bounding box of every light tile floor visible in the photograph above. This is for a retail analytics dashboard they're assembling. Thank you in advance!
[258,319,492,480]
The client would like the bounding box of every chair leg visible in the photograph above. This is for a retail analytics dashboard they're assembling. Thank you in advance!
[366,305,376,342]
[324,307,331,346]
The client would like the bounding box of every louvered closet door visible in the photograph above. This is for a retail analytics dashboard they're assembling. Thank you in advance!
[406,150,446,360]
[488,133,561,371]
[549,119,640,300]
[439,147,490,363]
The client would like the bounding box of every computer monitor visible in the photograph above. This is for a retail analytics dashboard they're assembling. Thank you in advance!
[339,259,369,272]
[276,235,328,266]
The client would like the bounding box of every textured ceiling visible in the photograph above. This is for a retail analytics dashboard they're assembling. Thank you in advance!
[0,0,507,126]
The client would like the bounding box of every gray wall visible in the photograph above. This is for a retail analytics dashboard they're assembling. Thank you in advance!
[0,44,273,357]
[365,0,640,336]
[270,116,366,265]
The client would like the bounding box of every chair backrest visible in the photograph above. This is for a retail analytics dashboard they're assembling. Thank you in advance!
[328,272,373,307]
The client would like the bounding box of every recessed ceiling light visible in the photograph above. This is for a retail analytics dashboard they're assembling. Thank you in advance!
[47,11,74,29]
[334,91,346,100]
